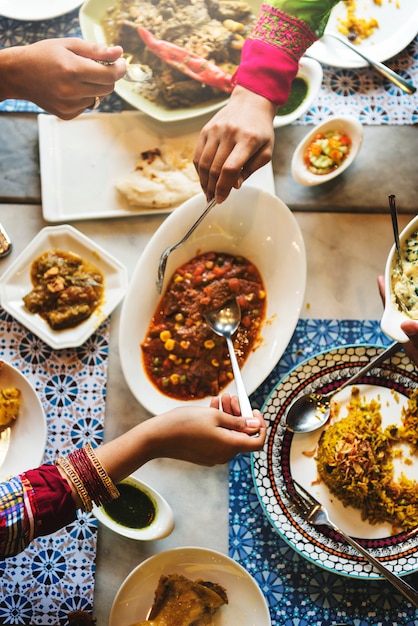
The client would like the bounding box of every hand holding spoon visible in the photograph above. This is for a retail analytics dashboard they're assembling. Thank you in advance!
[285,342,401,434]
[205,298,253,417]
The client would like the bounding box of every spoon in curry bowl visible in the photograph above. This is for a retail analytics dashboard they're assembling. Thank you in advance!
[204,298,253,418]
[156,197,216,293]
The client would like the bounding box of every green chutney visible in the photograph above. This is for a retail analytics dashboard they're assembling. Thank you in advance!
[276,77,308,116]
[103,482,156,529]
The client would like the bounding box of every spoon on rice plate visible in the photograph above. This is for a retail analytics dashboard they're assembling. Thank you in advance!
[285,342,401,434]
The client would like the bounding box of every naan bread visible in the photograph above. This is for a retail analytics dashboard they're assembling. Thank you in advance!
[116,144,201,209]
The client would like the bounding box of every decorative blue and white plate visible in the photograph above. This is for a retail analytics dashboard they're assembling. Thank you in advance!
[252,344,418,579]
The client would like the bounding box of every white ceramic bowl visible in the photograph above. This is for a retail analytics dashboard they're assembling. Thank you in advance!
[109,547,271,626]
[93,473,174,541]
[273,57,323,128]
[291,115,363,186]
[119,185,306,414]
[0,225,128,350]
[381,214,418,343]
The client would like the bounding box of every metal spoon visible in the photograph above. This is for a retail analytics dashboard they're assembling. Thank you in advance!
[285,342,401,434]
[156,198,216,293]
[389,194,402,268]
[204,298,253,417]
[324,33,416,95]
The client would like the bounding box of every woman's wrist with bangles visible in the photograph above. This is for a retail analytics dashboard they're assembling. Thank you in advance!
[55,442,119,512]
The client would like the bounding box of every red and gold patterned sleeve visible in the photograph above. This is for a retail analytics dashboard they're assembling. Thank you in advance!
[235,0,343,105]
[0,465,76,558]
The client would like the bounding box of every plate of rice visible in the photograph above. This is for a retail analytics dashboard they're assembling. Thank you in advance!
[252,344,418,579]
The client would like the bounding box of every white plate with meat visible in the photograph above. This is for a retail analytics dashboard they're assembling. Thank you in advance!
[0,225,128,350]
[79,0,261,122]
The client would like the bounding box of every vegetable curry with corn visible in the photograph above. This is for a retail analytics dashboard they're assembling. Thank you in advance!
[141,251,266,400]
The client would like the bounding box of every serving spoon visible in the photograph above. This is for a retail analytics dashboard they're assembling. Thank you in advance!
[285,342,401,434]
[324,33,416,95]
[156,198,216,293]
[204,298,253,417]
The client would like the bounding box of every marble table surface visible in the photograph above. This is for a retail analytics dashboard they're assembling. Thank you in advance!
[0,113,417,213]
[0,201,412,624]
[0,107,416,623]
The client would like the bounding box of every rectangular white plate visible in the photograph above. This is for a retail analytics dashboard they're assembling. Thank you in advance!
[38,111,275,223]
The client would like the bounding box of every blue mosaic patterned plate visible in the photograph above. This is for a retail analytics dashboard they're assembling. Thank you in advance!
[252,344,418,579]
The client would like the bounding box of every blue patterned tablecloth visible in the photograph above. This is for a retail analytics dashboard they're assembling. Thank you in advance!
[0,8,417,125]
[0,309,110,625]
[230,318,418,626]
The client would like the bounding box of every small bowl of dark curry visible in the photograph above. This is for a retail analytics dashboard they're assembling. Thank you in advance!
[273,57,323,128]
[93,474,174,541]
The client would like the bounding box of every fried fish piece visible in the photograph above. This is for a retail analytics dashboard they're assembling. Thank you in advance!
[131,573,228,626]
[0,387,21,432]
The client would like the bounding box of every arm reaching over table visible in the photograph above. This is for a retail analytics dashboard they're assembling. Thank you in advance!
[0,38,126,120]
[378,275,418,366]
[194,0,343,203]
[0,394,265,559]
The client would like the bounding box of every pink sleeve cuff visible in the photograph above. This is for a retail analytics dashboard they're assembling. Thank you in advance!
[234,38,300,106]
[25,464,77,537]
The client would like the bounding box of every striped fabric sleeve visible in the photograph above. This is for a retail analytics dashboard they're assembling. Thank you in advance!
[0,475,33,558]
[0,465,76,558]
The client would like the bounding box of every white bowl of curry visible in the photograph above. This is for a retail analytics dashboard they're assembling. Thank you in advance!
[119,185,307,414]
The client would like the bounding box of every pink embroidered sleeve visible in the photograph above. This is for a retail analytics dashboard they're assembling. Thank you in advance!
[235,1,341,105]
[0,465,76,558]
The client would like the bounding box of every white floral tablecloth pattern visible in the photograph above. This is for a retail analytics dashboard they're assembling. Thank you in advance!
[0,308,110,625]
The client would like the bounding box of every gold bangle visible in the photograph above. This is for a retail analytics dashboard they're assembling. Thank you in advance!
[84,442,120,502]
[55,457,92,512]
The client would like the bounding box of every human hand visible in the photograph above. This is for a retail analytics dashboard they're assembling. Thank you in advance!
[377,275,418,365]
[1,38,126,119]
[193,86,276,204]
[142,393,266,466]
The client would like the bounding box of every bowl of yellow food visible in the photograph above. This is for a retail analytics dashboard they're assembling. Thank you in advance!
[291,115,363,186]
[381,214,418,343]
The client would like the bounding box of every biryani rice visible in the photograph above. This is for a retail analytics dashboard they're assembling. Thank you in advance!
[315,387,418,532]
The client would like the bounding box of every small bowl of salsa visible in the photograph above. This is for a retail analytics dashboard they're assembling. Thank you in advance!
[291,115,363,186]
[93,473,174,540]
[273,57,323,128]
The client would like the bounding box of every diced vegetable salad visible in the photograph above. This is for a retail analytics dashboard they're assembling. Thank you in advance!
[304,130,352,175]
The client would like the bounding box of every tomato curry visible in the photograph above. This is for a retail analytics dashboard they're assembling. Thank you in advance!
[141,251,266,400]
